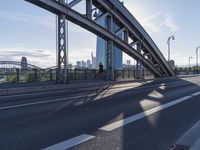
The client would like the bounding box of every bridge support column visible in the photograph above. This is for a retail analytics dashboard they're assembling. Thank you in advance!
[57,0,68,84]
[136,43,143,79]
[106,15,115,81]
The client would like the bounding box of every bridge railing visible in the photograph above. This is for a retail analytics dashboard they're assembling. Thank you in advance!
[0,68,154,83]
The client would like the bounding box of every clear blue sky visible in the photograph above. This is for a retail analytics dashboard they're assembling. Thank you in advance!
[0,0,200,68]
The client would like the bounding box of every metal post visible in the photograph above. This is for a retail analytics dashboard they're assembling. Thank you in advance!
[167,35,175,61]
[189,56,193,72]
[94,69,96,79]
[85,69,87,79]
[86,0,92,19]
[34,69,37,82]
[105,15,115,80]
[196,46,200,73]
[124,30,129,43]
[16,68,19,82]
[57,0,68,83]
[136,43,142,79]
[50,69,53,81]
[168,40,170,61]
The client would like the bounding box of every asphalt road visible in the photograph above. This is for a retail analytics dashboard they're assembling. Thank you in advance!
[1,76,200,150]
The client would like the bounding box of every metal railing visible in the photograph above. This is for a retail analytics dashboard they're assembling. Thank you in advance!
[0,68,154,83]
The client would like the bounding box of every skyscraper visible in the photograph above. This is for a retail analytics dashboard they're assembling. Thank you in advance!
[21,57,27,70]
[91,52,96,69]
[96,15,122,70]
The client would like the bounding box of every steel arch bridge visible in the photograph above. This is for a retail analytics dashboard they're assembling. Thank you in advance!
[25,0,175,83]
[0,61,42,70]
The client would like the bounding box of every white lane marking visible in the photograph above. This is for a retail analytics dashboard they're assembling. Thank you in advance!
[0,94,96,110]
[190,91,200,96]
[100,95,193,131]
[42,134,95,150]
[0,89,73,99]
[176,119,200,144]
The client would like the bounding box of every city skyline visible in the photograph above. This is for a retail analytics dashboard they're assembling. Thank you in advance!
[0,0,200,68]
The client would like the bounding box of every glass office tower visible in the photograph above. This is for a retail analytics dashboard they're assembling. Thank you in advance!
[96,15,122,70]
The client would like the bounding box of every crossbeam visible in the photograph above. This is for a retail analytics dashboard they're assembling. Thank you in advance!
[68,0,82,8]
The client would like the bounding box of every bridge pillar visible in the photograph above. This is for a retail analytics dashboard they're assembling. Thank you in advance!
[106,15,115,81]
[136,43,143,79]
[56,0,68,84]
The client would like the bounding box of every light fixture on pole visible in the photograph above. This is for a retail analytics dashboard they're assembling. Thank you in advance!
[189,56,193,72]
[167,35,175,61]
[196,46,200,73]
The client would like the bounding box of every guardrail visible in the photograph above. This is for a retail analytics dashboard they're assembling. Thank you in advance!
[0,68,154,83]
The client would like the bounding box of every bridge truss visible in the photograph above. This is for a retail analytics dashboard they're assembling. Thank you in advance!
[0,61,41,70]
[25,0,175,83]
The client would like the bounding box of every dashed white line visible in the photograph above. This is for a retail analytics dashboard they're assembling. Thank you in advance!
[100,95,193,131]
[0,94,96,110]
[42,134,95,150]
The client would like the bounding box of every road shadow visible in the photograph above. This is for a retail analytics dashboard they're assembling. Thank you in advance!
[65,76,200,150]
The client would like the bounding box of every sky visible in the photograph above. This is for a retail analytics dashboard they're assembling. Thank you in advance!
[0,0,200,68]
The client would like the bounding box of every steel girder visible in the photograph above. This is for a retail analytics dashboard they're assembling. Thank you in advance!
[25,0,163,77]
[94,0,175,77]
[0,61,41,70]
[56,0,68,83]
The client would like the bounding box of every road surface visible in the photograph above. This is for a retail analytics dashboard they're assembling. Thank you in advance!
[1,76,200,150]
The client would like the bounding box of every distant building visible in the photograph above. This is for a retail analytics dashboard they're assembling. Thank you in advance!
[21,57,28,69]
[91,52,96,69]
[81,60,86,68]
[76,61,81,68]
[68,64,73,69]
[87,59,92,69]
[96,14,122,70]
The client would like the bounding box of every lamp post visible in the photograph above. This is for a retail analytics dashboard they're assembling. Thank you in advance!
[196,46,200,73]
[189,56,193,72]
[167,35,175,61]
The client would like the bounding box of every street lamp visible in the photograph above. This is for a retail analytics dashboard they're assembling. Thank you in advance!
[167,35,175,61]
[196,46,200,73]
[189,56,193,72]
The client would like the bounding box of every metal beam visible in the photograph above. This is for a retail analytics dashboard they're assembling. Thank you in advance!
[94,12,111,22]
[57,0,68,83]
[136,43,143,79]
[105,15,115,80]
[25,0,162,77]
[130,41,139,47]
[68,0,82,8]
[94,0,174,77]
[115,27,125,35]
[86,0,92,19]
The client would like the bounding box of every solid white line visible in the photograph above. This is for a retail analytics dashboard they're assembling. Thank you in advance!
[190,91,200,96]
[42,134,95,150]
[0,94,96,110]
[177,119,200,144]
[100,95,193,131]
